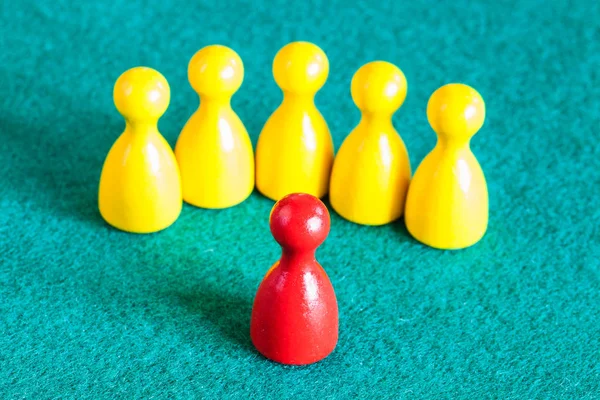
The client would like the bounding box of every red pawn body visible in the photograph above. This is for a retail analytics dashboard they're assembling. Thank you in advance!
[251,193,339,365]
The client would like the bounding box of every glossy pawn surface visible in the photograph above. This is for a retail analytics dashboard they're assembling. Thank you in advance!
[250,193,338,365]
[405,83,488,249]
[329,61,411,225]
[255,42,334,201]
[175,45,254,209]
[98,67,182,233]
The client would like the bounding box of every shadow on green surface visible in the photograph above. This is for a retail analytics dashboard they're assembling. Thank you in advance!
[0,113,117,228]
[173,290,253,350]
[165,281,255,353]
[390,217,422,246]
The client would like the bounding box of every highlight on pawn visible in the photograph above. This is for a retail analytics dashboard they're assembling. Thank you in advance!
[98,41,489,250]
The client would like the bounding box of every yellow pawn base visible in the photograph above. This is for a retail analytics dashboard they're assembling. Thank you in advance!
[182,190,252,210]
[330,202,403,227]
[405,221,486,250]
[99,204,181,234]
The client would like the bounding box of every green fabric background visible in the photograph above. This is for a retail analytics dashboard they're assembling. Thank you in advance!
[1,0,599,398]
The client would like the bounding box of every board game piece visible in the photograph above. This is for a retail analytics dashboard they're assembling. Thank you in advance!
[329,61,411,225]
[174,45,254,209]
[250,193,338,365]
[405,83,488,249]
[98,67,182,233]
[255,41,334,201]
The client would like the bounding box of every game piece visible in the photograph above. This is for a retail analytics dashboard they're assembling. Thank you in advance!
[255,41,334,201]
[404,83,488,249]
[98,67,182,233]
[329,61,411,225]
[250,193,338,365]
[174,45,254,209]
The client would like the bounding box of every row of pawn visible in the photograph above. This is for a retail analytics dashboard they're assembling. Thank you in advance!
[98,41,489,250]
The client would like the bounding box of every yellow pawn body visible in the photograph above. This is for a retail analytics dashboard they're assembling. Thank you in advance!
[330,61,411,225]
[405,83,488,249]
[255,41,334,201]
[175,45,254,209]
[98,67,182,233]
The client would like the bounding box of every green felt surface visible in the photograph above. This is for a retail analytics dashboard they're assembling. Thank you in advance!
[1,0,599,398]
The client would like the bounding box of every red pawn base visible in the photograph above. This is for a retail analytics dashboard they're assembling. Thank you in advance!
[250,262,339,365]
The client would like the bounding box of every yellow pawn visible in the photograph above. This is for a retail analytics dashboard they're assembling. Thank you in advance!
[175,45,254,209]
[98,67,182,233]
[255,41,334,201]
[329,61,411,225]
[405,83,488,249]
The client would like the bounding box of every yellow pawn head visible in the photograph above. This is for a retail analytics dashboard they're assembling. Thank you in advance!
[188,45,244,99]
[113,67,170,122]
[273,41,329,95]
[351,61,407,115]
[427,83,485,140]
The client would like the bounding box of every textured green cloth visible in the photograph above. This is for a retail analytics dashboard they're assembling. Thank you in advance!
[1,0,599,398]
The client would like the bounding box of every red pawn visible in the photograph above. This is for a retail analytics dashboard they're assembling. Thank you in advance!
[250,193,339,365]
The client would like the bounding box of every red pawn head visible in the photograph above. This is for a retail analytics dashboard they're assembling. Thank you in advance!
[251,193,338,365]
[269,193,330,254]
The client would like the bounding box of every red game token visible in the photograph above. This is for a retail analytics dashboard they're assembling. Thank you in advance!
[250,193,339,365]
